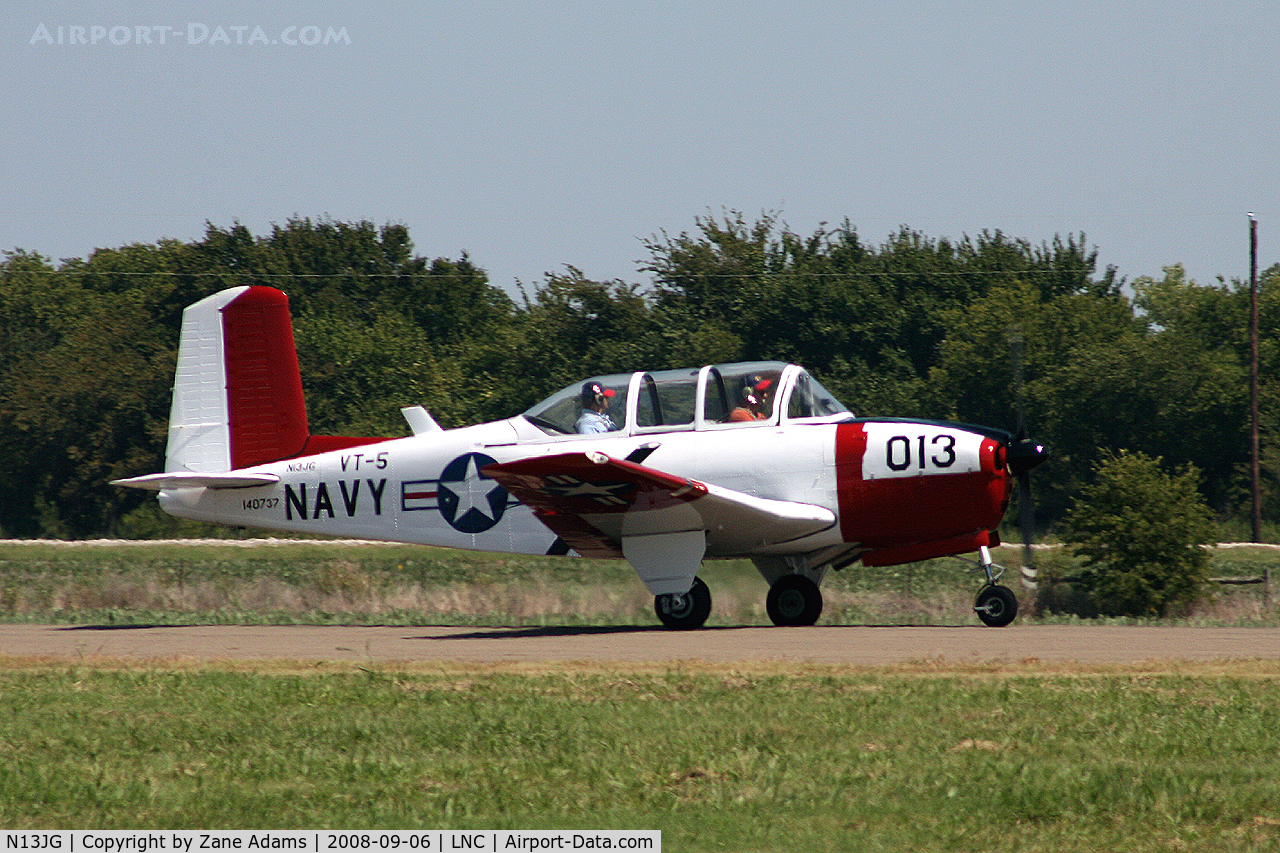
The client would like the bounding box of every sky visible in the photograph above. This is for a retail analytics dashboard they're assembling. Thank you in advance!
[4,1,1279,297]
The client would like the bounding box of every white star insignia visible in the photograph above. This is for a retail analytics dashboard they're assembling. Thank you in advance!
[442,456,503,520]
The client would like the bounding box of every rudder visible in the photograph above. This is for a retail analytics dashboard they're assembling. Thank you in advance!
[165,286,311,473]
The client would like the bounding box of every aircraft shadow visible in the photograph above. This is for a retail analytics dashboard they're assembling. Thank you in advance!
[421,625,666,640]
[419,624,776,640]
[60,623,186,631]
[421,622,980,640]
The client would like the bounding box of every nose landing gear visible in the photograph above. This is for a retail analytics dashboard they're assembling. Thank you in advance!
[971,545,1018,627]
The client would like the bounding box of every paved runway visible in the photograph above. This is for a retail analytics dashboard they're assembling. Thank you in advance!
[2,623,1279,666]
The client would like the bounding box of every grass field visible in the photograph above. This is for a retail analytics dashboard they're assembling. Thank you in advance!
[0,658,1278,851]
[1,540,1278,848]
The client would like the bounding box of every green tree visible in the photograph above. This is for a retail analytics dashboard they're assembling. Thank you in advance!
[926,279,1146,522]
[1062,451,1217,617]
[0,283,173,536]
[1131,265,1264,520]
[642,213,1117,419]
[457,271,667,422]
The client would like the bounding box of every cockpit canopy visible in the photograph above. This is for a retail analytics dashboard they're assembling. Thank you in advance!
[522,362,851,436]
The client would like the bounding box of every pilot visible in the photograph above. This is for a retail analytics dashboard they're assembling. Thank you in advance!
[729,376,773,422]
[576,382,619,434]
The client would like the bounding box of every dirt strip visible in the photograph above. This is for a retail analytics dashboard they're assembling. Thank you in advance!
[1,624,1278,666]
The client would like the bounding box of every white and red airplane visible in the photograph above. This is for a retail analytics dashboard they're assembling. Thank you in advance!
[114,285,1047,629]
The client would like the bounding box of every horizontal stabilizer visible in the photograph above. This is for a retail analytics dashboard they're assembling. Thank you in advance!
[110,471,280,491]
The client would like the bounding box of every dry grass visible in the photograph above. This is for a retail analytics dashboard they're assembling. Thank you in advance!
[0,540,1277,627]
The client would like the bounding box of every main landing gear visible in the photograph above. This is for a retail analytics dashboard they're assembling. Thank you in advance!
[971,545,1018,627]
[766,574,823,626]
[654,577,712,630]
[652,573,825,629]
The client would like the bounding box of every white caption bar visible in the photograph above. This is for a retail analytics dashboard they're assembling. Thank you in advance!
[1,832,660,853]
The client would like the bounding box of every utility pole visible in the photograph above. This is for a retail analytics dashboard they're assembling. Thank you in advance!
[1249,213,1269,606]
[1250,213,1261,545]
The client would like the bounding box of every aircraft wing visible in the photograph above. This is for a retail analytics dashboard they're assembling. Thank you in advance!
[111,471,281,491]
[483,452,835,594]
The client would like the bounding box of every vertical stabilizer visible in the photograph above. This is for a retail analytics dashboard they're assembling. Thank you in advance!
[165,286,311,473]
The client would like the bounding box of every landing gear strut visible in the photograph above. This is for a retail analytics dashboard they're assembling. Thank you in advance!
[972,545,1018,627]
[654,576,712,630]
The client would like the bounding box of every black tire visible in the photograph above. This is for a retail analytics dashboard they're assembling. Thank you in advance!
[766,575,823,627]
[654,577,712,630]
[974,584,1018,627]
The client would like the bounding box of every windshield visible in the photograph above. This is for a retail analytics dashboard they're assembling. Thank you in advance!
[786,370,851,419]
[522,373,630,435]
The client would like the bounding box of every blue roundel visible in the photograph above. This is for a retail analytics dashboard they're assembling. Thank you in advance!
[437,452,508,533]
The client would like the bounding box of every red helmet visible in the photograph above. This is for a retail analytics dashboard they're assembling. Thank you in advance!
[582,382,616,407]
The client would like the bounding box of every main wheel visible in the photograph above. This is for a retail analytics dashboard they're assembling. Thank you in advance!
[766,575,823,626]
[654,577,712,630]
[974,584,1018,627]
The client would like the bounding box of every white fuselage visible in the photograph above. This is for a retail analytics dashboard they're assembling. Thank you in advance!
[160,415,845,559]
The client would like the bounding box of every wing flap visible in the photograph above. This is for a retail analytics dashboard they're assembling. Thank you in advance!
[482,452,835,558]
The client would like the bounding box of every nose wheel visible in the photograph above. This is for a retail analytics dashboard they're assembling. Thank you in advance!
[972,545,1018,627]
[974,583,1018,627]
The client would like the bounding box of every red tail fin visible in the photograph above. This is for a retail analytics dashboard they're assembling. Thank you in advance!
[222,287,312,469]
[219,286,389,469]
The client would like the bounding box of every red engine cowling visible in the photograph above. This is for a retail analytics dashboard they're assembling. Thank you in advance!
[834,421,1012,567]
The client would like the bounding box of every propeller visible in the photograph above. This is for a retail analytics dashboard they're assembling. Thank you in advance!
[1007,330,1049,589]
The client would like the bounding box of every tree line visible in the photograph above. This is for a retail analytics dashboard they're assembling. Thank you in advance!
[1,214,1276,540]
